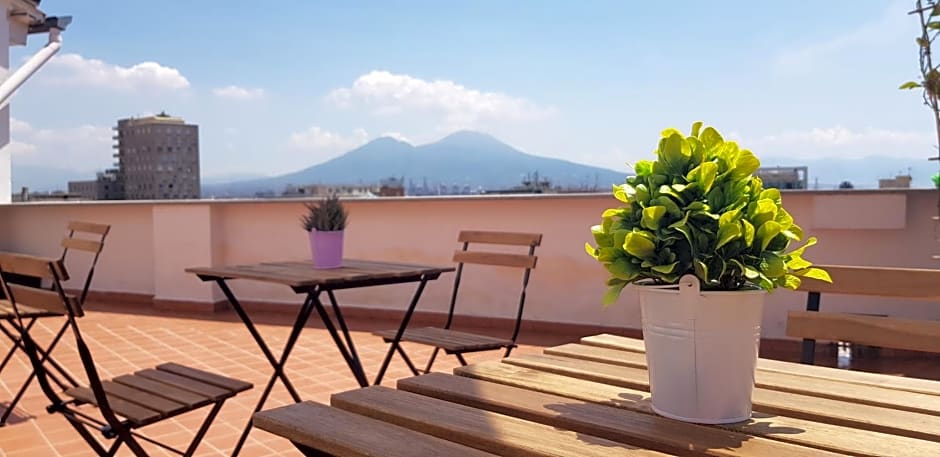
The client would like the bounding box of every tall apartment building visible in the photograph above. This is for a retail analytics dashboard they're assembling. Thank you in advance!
[113,113,200,199]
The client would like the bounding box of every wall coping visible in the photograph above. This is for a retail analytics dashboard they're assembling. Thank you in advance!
[1,187,929,208]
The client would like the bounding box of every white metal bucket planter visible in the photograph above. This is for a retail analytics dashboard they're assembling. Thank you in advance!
[638,275,765,424]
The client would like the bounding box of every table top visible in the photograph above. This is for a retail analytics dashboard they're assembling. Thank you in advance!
[253,333,940,457]
[186,259,455,290]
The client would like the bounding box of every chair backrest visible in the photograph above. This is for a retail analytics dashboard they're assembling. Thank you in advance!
[786,265,940,358]
[446,230,542,342]
[0,251,119,426]
[0,252,77,317]
[60,221,110,305]
[0,253,78,402]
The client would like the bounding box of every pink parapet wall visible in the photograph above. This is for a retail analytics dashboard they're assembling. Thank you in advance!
[0,189,937,338]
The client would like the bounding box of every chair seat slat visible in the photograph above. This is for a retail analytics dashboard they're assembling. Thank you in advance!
[101,381,189,416]
[156,362,253,393]
[135,369,233,400]
[112,374,213,408]
[66,386,164,426]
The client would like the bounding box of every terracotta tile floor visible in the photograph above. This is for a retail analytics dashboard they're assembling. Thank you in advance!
[0,303,579,456]
[3,303,939,456]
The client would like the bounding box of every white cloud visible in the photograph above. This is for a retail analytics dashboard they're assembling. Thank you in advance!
[288,126,369,153]
[213,85,265,100]
[326,70,557,129]
[743,126,933,159]
[10,118,113,171]
[42,53,190,92]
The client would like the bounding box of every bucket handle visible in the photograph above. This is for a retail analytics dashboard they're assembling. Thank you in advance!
[636,275,702,293]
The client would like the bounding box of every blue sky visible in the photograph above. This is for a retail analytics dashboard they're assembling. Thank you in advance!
[8,0,935,184]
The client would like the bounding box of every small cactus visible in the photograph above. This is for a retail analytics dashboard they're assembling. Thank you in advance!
[301,195,348,231]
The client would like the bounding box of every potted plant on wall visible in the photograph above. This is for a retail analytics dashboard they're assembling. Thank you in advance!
[585,122,831,424]
[301,194,348,269]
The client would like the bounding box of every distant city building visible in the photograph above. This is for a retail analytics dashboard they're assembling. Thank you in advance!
[878,174,912,189]
[282,183,377,198]
[379,177,405,197]
[483,171,556,195]
[68,170,123,200]
[117,113,200,199]
[756,166,808,190]
[13,187,82,202]
[67,112,200,200]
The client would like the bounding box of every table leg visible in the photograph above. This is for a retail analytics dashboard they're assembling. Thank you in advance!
[216,279,316,457]
[313,294,369,387]
[326,290,362,371]
[373,276,429,386]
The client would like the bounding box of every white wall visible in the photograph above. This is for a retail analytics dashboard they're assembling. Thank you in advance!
[1,190,938,338]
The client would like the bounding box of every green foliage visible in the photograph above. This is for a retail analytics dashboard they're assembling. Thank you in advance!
[933,173,940,188]
[301,195,348,231]
[586,123,831,305]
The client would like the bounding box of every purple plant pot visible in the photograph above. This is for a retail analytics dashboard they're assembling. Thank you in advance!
[309,230,344,269]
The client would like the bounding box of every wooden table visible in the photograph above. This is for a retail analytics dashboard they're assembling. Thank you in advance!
[254,333,940,457]
[186,259,454,456]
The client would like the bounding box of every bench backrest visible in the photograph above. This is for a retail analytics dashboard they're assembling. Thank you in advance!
[786,264,940,360]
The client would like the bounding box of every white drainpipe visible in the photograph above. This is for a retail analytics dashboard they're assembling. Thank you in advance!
[0,15,68,203]
[0,26,61,109]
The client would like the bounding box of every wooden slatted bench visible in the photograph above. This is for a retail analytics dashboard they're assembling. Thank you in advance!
[786,265,940,364]
[254,333,940,456]
[253,401,498,457]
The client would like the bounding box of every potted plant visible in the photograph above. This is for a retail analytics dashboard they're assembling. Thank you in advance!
[301,195,348,269]
[585,122,830,424]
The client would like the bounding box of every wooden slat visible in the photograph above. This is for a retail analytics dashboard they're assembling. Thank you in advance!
[500,354,940,442]
[452,251,537,269]
[580,334,940,397]
[0,253,67,280]
[67,220,111,235]
[399,373,836,457]
[547,343,940,411]
[372,327,513,352]
[66,386,162,426]
[458,231,542,246]
[798,265,940,299]
[787,311,940,354]
[253,401,498,457]
[3,284,74,316]
[100,381,188,416]
[112,374,212,408]
[156,363,252,393]
[331,386,669,457]
[60,237,103,253]
[0,300,63,318]
[455,361,940,456]
[135,369,230,401]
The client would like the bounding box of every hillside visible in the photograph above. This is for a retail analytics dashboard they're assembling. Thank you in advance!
[203,131,626,197]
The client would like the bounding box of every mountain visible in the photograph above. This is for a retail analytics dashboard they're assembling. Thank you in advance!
[203,131,627,197]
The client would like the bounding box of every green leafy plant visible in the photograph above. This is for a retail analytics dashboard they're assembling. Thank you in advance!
[585,122,831,305]
[301,195,348,231]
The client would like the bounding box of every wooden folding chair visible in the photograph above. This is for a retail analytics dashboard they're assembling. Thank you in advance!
[0,252,252,456]
[0,221,110,425]
[374,230,542,374]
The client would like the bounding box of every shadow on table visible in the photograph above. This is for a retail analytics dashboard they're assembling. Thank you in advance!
[543,395,806,455]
